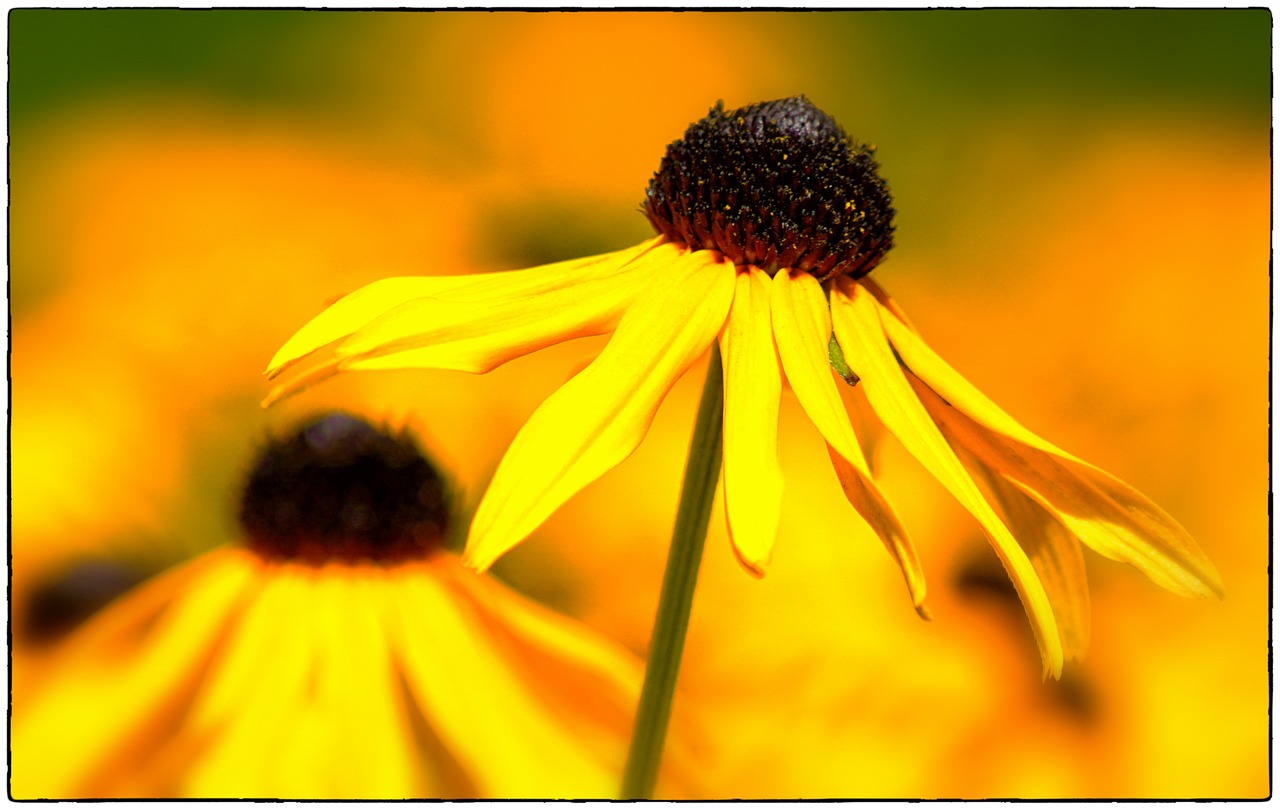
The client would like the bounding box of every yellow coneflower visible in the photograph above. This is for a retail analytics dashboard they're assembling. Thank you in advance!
[11,413,664,799]
[265,97,1222,679]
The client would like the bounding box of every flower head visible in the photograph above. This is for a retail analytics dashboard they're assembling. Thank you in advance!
[644,96,894,280]
[12,413,657,799]
[266,97,1223,678]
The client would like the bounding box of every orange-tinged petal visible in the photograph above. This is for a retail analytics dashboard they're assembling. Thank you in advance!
[463,249,736,573]
[826,443,931,618]
[880,297,1224,599]
[433,560,640,747]
[435,560,639,697]
[389,571,619,798]
[11,549,260,798]
[771,269,928,617]
[265,237,663,378]
[858,275,920,333]
[918,377,1225,600]
[844,383,888,477]
[718,267,784,575]
[832,277,1063,677]
[976,464,1092,662]
[433,561,703,796]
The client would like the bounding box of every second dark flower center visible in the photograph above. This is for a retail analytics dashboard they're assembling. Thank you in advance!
[642,96,896,281]
[239,413,450,564]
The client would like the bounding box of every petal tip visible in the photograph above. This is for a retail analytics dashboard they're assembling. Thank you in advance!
[259,381,299,409]
[1042,649,1065,681]
[740,559,768,580]
[259,360,346,409]
[730,541,770,579]
[459,548,493,575]
[1198,563,1226,600]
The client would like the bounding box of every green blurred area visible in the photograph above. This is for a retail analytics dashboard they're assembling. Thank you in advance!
[8,9,375,123]
[11,8,1269,127]
[842,9,1269,116]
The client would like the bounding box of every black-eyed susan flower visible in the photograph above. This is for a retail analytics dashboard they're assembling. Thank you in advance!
[11,413,658,799]
[265,97,1223,679]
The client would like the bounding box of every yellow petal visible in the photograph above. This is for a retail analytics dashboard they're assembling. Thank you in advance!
[389,570,619,798]
[261,246,661,406]
[312,568,419,798]
[857,275,920,333]
[184,563,304,744]
[880,296,1224,599]
[11,548,259,798]
[844,383,888,477]
[265,237,663,378]
[971,460,1092,662]
[340,240,676,373]
[718,267,784,575]
[184,564,317,797]
[435,559,642,749]
[832,277,1063,677]
[265,276,477,378]
[189,564,421,799]
[771,269,860,462]
[434,558,699,796]
[826,442,931,618]
[435,559,639,698]
[463,250,736,573]
[770,269,929,617]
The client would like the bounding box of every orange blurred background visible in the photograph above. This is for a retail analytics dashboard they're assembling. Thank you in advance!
[10,9,1270,798]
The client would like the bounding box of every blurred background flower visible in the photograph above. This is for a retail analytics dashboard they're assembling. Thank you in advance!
[13,413,685,799]
[10,8,1269,799]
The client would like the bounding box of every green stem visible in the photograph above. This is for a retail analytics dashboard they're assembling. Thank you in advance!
[620,345,724,799]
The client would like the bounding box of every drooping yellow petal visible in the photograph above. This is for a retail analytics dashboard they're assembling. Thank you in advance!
[265,276,477,378]
[857,274,920,333]
[919,376,1224,601]
[770,269,929,617]
[970,459,1092,662]
[825,443,930,619]
[718,267,784,575]
[389,571,620,798]
[262,239,670,407]
[11,549,260,799]
[771,270,860,461]
[831,277,1063,677]
[463,250,736,573]
[879,296,1224,599]
[843,383,888,477]
[266,237,663,378]
[339,241,677,373]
